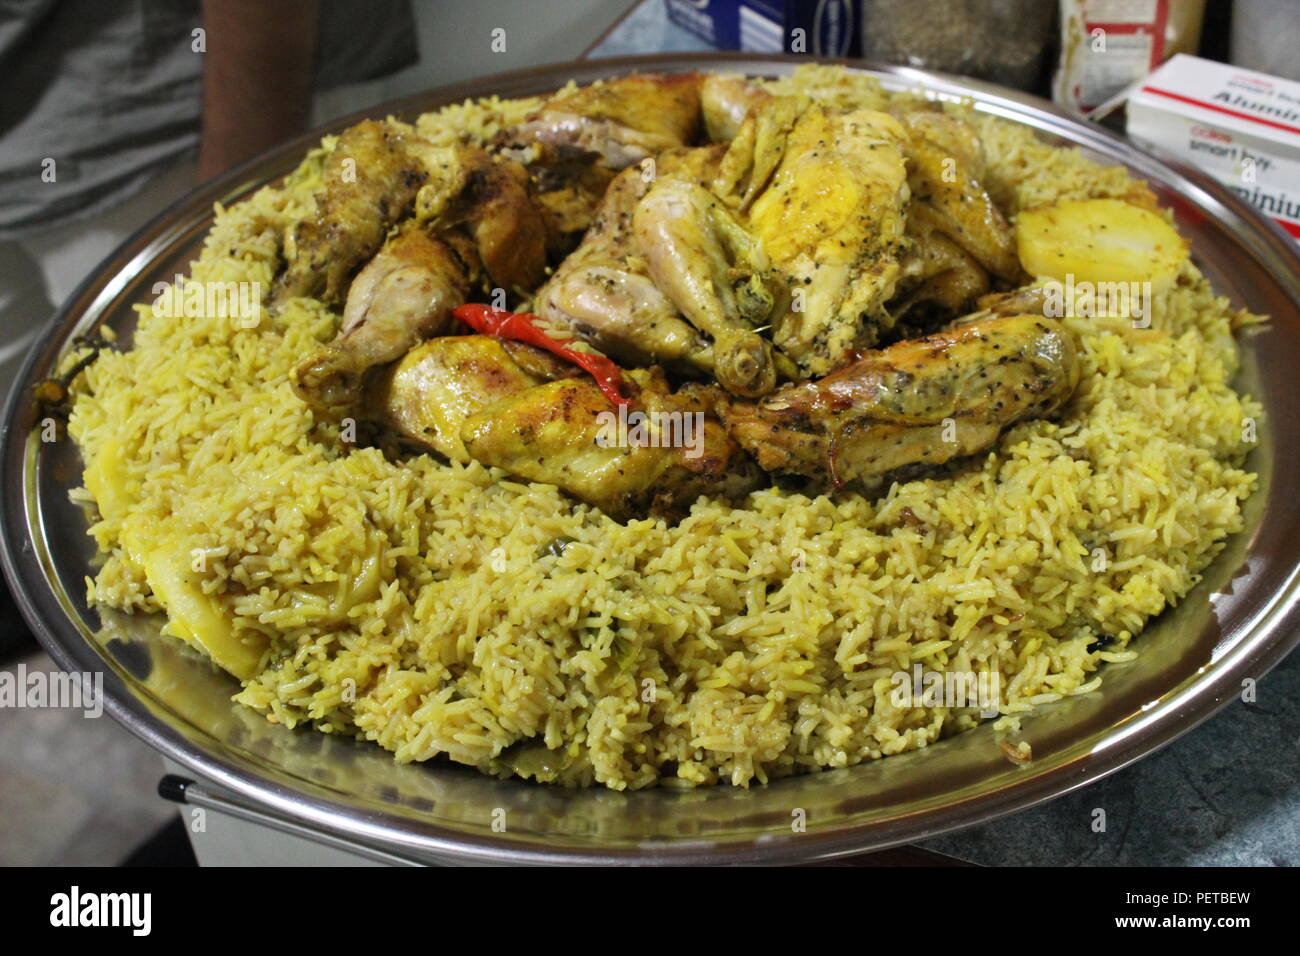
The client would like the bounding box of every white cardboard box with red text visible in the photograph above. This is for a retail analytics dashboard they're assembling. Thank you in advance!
[1128,54,1300,243]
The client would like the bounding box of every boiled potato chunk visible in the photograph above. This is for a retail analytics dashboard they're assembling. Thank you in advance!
[82,435,133,523]
[121,518,267,680]
[145,552,265,681]
[1016,198,1188,290]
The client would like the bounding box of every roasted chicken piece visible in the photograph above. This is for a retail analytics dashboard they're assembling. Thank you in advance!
[895,108,1020,284]
[721,102,912,376]
[632,176,780,397]
[497,72,706,244]
[275,120,427,307]
[371,332,758,518]
[700,74,772,142]
[712,93,804,211]
[532,148,722,376]
[530,165,617,241]
[975,285,1051,318]
[504,72,704,171]
[462,367,760,518]
[893,209,990,317]
[366,334,576,462]
[410,143,549,292]
[292,223,469,412]
[290,138,553,413]
[715,312,1080,488]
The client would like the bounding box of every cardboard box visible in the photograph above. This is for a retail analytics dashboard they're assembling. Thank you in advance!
[1127,54,1300,242]
[664,0,860,56]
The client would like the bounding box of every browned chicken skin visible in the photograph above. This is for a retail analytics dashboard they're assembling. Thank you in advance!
[894,210,990,317]
[411,144,549,292]
[366,334,575,462]
[275,120,427,307]
[505,72,705,171]
[715,312,1080,488]
[858,107,1025,321]
[369,335,758,518]
[285,108,715,418]
[893,108,1021,294]
[462,366,760,519]
[290,139,551,413]
[498,72,707,245]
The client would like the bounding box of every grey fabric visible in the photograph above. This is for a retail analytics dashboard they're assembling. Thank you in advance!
[0,0,417,239]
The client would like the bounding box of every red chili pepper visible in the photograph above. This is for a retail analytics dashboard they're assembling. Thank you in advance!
[452,303,631,407]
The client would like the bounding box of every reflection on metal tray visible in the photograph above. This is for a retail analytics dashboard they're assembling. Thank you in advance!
[2,54,1299,865]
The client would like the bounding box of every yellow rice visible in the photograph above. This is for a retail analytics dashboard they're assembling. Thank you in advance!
[65,66,1262,789]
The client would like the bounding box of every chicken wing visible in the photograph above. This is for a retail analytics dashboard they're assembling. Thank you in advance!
[715,312,1080,487]
[700,74,772,142]
[711,93,805,211]
[896,108,1020,282]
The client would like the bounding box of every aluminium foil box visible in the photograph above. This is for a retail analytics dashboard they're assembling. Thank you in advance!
[1127,54,1300,242]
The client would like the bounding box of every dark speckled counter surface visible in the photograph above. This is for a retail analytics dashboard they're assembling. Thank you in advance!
[590,0,1299,867]
[921,650,1299,865]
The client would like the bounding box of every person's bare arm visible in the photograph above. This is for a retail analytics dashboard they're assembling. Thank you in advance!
[198,0,319,180]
